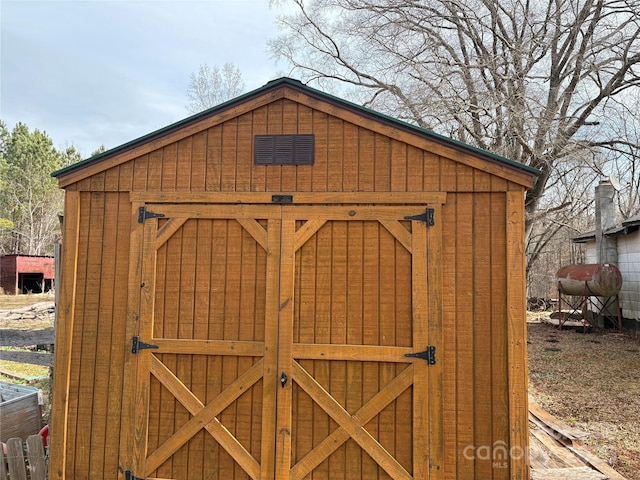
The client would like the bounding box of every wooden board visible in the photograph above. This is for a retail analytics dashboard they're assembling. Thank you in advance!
[528,404,629,480]
[529,401,585,440]
[48,190,80,480]
[506,191,530,480]
[0,384,43,442]
[530,467,608,480]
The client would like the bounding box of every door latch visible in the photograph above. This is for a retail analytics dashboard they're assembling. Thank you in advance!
[280,372,288,388]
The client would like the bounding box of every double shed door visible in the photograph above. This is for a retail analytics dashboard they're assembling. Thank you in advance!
[125,201,443,480]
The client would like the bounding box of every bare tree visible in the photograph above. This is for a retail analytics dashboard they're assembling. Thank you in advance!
[269,0,640,230]
[594,93,640,220]
[526,157,597,296]
[186,62,246,114]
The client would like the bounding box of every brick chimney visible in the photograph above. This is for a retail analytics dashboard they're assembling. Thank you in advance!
[595,179,617,265]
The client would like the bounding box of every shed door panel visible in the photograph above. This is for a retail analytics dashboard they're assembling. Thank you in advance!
[128,204,442,480]
[131,208,281,480]
[278,206,443,480]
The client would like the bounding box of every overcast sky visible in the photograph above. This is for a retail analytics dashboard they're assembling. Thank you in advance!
[1,0,289,157]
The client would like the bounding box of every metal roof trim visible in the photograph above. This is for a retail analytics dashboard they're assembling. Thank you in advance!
[572,231,596,243]
[622,214,640,227]
[606,224,640,237]
[572,214,640,242]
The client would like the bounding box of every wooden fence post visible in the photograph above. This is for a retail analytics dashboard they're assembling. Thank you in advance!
[0,435,47,480]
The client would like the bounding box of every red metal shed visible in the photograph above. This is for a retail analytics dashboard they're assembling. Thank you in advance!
[0,255,55,295]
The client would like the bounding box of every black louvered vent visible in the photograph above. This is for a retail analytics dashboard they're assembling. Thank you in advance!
[255,134,315,165]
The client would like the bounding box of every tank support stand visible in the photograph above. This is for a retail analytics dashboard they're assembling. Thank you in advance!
[556,286,622,332]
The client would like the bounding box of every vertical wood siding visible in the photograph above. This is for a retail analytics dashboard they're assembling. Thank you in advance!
[57,98,529,479]
[55,192,131,479]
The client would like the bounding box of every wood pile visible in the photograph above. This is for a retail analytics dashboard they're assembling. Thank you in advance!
[0,303,55,327]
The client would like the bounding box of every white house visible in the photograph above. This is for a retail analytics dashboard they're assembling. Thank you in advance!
[573,181,640,324]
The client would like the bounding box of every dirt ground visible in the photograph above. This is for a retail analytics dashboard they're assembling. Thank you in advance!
[528,319,640,479]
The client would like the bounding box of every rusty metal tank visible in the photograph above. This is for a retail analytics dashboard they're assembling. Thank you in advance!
[555,264,622,297]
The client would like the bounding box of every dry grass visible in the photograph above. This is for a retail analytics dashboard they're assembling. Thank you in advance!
[528,321,640,479]
[0,292,54,310]
[0,359,49,380]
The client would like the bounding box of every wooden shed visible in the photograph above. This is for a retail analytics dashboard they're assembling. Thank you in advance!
[50,77,539,480]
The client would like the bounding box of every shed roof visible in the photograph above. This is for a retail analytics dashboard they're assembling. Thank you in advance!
[572,213,640,243]
[53,77,540,186]
[0,254,54,259]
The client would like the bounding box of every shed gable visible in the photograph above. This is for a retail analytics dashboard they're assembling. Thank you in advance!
[55,79,537,190]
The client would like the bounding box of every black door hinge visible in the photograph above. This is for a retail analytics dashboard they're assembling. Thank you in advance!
[138,206,165,223]
[125,471,143,480]
[405,346,436,365]
[404,208,435,226]
[131,336,159,354]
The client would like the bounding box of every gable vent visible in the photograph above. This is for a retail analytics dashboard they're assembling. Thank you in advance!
[254,134,315,165]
